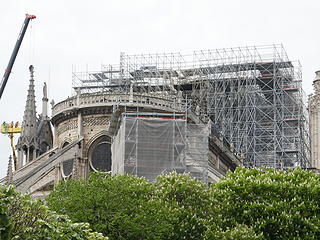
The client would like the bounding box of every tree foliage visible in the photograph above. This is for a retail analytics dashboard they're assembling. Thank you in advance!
[48,173,211,239]
[48,173,174,240]
[208,167,320,240]
[0,186,13,240]
[0,185,108,240]
[153,173,209,239]
[47,168,320,240]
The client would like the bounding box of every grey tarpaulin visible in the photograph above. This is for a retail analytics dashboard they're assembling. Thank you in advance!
[112,115,209,182]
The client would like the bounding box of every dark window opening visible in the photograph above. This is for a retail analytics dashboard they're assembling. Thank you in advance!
[90,136,112,172]
[62,159,74,177]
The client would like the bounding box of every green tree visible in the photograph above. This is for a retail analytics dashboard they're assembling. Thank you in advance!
[0,186,13,240]
[47,173,174,240]
[48,172,212,239]
[0,185,107,240]
[208,167,320,240]
[154,173,210,239]
[48,169,320,240]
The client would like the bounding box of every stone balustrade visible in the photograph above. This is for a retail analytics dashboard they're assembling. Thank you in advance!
[52,92,185,117]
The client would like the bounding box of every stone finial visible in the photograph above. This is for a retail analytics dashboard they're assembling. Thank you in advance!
[6,155,13,185]
[29,65,34,76]
[43,82,48,99]
[42,82,49,118]
[50,99,55,109]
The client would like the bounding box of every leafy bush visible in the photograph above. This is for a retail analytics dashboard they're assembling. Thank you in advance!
[0,185,107,240]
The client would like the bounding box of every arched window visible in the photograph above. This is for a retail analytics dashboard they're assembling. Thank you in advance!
[62,159,73,177]
[89,136,112,172]
[61,141,73,177]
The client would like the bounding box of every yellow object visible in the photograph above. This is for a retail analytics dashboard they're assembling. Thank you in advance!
[1,125,22,134]
[1,122,22,170]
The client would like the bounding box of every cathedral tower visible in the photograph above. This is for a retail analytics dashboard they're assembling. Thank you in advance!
[309,70,320,169]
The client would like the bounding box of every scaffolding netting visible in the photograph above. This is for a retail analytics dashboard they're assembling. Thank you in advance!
[112,116,209,182]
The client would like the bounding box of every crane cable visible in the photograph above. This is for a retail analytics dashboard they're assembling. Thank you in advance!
[28,20,36,66]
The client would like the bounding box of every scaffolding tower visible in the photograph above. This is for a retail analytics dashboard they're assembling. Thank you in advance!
[73,44,310,169]
[199,45,310,169]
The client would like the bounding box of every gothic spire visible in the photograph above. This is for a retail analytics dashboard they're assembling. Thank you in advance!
[21,65,38,138]
[17,65,39,166]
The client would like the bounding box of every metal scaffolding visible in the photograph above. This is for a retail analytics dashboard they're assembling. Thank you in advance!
[111,114,209,182]
[72,64,125,94]
[73,44,310,169]
[201,45,310,169]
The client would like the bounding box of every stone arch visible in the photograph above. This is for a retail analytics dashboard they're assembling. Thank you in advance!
[85,130,109,154]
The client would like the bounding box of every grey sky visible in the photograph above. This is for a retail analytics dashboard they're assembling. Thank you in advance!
[0,0,319,178]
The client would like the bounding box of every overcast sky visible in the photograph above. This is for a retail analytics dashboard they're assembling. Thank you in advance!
[0,0,319,178]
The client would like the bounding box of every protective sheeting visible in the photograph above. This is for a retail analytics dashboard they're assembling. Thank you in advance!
[185,124,209,183]
[112,116,209,182]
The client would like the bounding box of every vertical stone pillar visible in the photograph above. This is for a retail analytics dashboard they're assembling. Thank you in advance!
[78,113,82,137]
[33,147,37,162]
[53,125,58,147]
[76,89,83,138]
[26,148,30,164]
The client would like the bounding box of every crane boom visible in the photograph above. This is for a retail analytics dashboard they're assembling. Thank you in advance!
[0,14,36,100]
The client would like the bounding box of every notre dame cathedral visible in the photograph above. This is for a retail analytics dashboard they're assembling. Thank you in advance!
[1,65,241,197]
